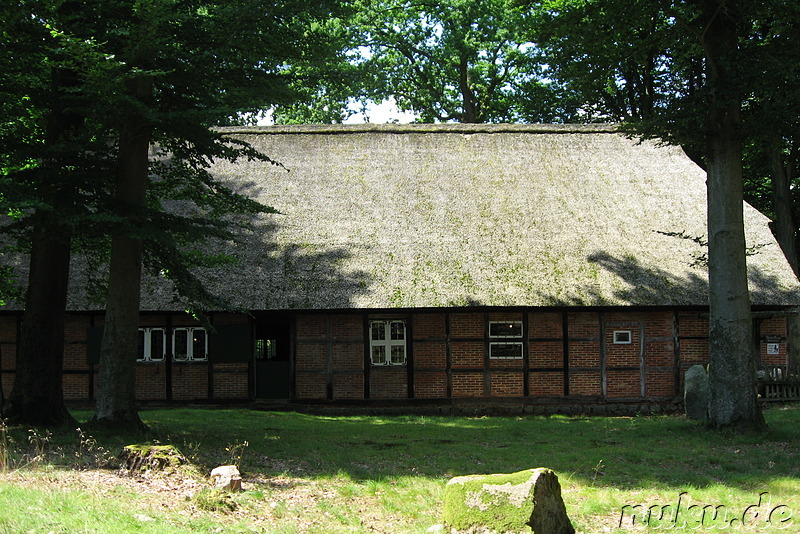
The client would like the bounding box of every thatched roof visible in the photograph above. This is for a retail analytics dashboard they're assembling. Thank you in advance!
[9,123,800,311]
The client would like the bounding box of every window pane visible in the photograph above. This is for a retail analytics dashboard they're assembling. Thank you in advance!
[490,321,523,338]
[490,343,523,359]
[390,345,406,365]
[613,330,631,344]
[390,321,405,340]
[174,329,188,360]
[151,329,165,360]
[192,329,207,360]
[371,322,386,341]
[137,330,146,361]
[371,346,386,365]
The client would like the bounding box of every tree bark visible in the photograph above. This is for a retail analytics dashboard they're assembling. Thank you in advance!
[93,79,152,431]
[767,137,800,278]
[2,64,82,428]
[458,55,479,123]
[701,0,765,431]
[3,220,74,427]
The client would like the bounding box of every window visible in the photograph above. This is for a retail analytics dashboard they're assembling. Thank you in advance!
[490,321,523,338]
[613,330,632,344]
[369,320,407,366]
[173,327,208,361]
[255,339,277,360]
[489,320,523,359]
[137,328,166,362]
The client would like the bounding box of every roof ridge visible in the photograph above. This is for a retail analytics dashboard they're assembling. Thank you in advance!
[216,123,621,135]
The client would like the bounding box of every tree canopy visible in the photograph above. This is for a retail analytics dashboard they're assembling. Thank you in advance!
[274,0,582,124]
[0,0,344,427]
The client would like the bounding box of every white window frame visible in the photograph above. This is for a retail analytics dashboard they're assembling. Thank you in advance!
[613,330,632,344]
[137,328,166,362]
[489,321,524,359]
[369,320,407,366]
[172,327,208,361]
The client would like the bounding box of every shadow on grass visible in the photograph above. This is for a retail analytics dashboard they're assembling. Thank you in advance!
[100,404,800,493]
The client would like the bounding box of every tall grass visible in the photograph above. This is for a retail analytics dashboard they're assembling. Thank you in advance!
[0,406,799,533]
[0,419,8,475]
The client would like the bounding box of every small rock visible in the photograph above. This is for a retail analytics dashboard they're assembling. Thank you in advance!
[210,465,243,492]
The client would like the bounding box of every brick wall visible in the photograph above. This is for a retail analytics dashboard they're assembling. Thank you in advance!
[294,314,369,400]
[529,372,563,397]
[295,372,327,399]
[0,308,791,405]
[646,369,675,397]
[530,341,563,367]
[0,315,17,400]
[136,365,167,400]
[171,364,208,400]
[212,363,249,399]
[413,342,446,368]
[450,313,484,338]
[63,374,90,400]
[530,312,562,338]
[606,369,640,398]
[414,371,447,398]
[451,372,484,397]
[490,371,523,397]
[294,313,329,399]
[413,314,446,339]
[450,342,483,368]
[645,341,675,366]
[569,371,602,396]
[333,373,362,399]
[760,316,787,367]
[370,367,407,398]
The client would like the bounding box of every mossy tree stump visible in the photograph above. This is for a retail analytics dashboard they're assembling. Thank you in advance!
[119,444,186,472]
[443,468,574,534]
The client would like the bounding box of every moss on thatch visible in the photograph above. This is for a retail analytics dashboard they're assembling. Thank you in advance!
[19,123,798,312]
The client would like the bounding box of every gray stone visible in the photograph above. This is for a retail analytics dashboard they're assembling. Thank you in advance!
[443,468,574,534]
[684,364,710,421]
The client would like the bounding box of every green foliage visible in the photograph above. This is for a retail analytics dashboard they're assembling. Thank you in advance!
[533,0,800,234]
[531,0,707,159]
[1,0,344,313]
[274,0,582,124]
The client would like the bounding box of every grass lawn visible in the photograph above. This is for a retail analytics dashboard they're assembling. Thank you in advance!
[0,404,799,533]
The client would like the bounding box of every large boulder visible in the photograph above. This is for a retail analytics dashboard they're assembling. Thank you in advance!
[443,468,574,534]
[684,364,710,421]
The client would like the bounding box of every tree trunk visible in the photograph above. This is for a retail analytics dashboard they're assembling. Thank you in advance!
[3,220,75,427]
[767,137,800,278]
[2,64,82,428]
[458,55,479,123]
[701,0,765,431]
[93,79,152,431]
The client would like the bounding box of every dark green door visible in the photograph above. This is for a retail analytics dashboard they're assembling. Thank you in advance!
[254,317,291,399]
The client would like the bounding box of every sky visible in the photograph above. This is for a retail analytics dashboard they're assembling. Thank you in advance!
[256,98,417,125]
[343,98,417,124]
